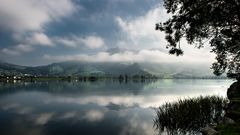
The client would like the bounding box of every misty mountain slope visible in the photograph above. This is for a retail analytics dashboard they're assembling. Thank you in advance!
[0,62,26,70]
[0,61,149,76]
[0,61,223,78]
[139,63,214,78]
[0,62,27,75]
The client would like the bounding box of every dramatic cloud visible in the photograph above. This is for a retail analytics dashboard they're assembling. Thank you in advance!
[1,34,104,56]
[115,5,169,49]
[114,5,215,64]
[0,0,76,57]
[1,32,53,55]
[0,0,76,33]
[0,0,216,66]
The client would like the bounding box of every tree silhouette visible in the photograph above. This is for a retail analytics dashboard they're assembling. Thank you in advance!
[156,0,240,79]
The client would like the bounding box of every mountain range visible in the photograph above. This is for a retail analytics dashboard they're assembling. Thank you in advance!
[0,61,224,78]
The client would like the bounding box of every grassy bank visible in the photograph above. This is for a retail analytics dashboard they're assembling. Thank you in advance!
[216,123,240,135]
[216,97,240,135]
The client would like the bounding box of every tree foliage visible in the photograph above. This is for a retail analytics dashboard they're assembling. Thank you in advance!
[156,0,240,78]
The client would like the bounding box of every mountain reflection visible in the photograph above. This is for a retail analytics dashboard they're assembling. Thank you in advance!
[0,80,233,135]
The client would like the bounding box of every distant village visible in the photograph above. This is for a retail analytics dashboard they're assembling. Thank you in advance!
[0,73,158,82]
[0,73,227,83]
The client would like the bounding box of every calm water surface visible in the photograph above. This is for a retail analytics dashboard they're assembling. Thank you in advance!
[0,79,233,135]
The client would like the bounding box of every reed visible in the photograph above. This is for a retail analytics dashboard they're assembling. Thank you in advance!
[154,96,228,135]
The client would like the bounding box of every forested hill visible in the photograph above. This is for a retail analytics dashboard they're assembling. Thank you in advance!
[0,61,226,79]
[0,61,149,77]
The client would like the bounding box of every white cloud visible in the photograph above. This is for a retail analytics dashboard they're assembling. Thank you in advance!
[80,36,105,49]
[1,34,105,56]
[16,106,33,115]
[15,44,34,52]
[0,0,76,33]
[55,38,77,48]
[115,5,169,49]
[0,0,76,56]
[27,33,54,46]
[61,112,77,119]
[1,48,20,56]
[35,113,54,125]
[45,84,228,108]
[2,103,20,110]
[43,49,214,64]
[115,5,215,63]
[1,44,33,56]
[82,110,105,122]
[54,35,105,49]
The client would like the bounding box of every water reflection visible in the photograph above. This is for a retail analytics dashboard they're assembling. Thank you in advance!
[0,79,233,135]
[0,92,155,135]
[0,79,232,107]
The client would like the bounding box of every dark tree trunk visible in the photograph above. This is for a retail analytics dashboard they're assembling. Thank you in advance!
[225,81,240,122]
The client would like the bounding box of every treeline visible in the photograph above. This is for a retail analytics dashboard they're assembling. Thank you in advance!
[0,74,228,82]
[0,74,158,82]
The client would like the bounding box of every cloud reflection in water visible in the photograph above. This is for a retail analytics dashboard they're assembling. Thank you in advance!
[0,79,233,135]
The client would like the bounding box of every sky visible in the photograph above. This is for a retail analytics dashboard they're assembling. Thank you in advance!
[0,0,215,66]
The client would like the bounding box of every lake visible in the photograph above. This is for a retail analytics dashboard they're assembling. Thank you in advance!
[0,79,233,135]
